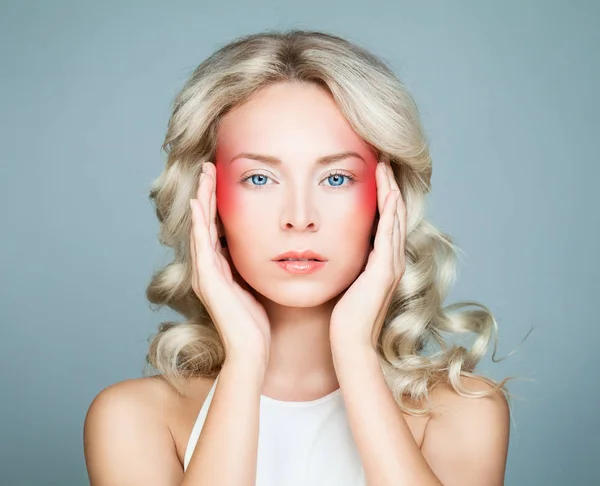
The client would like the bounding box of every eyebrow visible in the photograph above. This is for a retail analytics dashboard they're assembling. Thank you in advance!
[229,151,366,166]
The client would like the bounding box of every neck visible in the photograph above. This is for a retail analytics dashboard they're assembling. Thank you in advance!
[257,297,341,401]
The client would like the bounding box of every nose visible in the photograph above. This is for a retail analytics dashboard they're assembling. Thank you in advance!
[279,186,320,233]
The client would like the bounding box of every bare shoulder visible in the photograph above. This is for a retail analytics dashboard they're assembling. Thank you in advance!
[84,375,215,486]
[427,374,510,417]
[85,374,215,420]
[86,376,173,420]
[420,375,510,486]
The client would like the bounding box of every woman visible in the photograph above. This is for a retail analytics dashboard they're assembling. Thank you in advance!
[84,29,514,486]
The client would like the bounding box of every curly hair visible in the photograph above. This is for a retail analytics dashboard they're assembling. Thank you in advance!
[144,29,530,415]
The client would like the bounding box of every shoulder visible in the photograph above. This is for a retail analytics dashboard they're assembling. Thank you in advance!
[420,375,510,486]
[84,375,215,485]
[84,376,182,436]
[427,374,510,418]
[86,375,170,416]
[85,374,216,428]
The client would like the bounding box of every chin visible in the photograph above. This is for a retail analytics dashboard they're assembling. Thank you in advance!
[267,293,334,309]
[249,278,352,309]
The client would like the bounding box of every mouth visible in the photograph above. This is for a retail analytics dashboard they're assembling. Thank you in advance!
[273,259,327,274]
[275,258,322,262]
[272,250,327,262]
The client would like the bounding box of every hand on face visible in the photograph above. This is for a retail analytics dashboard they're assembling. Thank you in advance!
[329,159,407,351]
[189,161,271,366]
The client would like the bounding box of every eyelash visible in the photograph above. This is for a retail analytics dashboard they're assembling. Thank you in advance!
[240,170,357,191]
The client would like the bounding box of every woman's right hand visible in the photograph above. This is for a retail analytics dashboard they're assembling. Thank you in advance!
[189,161,271,367]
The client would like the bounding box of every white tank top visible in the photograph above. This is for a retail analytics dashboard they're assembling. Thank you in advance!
[183,374,367,485]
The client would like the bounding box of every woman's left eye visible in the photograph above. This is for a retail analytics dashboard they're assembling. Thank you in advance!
[241,171,356,190]
[324,172,355,187]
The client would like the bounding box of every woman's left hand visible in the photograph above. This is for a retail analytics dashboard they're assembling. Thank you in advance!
[329,159,408,352]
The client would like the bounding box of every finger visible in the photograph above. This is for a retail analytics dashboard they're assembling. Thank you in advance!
[385,159,399,191]
[196,164,204,199]
[398,193,407,274]
[206,163,218,250]
[199,165,211,238]
[374,191,397,263]
[376,161,391,215]
[190,196,211,268]
[189,200,199,288]
[393,194,400,274]
[385,161,404,275]
[191,167,205,286]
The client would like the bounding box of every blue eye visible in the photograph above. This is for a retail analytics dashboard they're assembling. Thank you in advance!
[241,171,356,191]
[326,173,347,187]
[248,174,269,186]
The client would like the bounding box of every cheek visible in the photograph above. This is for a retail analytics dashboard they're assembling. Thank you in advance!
[359,172,378,219]
[348,167,378,231]
[215,162,237,223]
[333,172,378,246]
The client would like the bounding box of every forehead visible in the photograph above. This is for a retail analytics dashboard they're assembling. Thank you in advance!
[216,82,373,159]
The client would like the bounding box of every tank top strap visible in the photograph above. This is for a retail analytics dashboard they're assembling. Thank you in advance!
[183,376,219,471]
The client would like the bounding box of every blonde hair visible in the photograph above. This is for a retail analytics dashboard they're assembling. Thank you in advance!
[144,29,531,415]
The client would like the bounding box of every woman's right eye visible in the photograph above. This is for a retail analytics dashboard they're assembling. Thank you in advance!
[240,173,271,191]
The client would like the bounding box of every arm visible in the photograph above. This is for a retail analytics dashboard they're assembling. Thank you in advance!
[333,344,510,486]
[183,357,266,486]
[84,358,266,486]
[83,380,185,486]
[332,344,443,486]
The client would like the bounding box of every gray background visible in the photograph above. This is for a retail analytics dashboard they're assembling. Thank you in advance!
[1,1,597,484]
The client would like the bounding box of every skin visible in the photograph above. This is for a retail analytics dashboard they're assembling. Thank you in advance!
[214,80,380,399]
[83,80,509,486]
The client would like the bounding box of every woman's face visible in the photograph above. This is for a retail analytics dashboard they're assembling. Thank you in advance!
[214,81,379,308]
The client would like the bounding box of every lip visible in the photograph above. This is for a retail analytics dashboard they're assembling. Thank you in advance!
[272,250,327,262]
[274,260,327,274]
